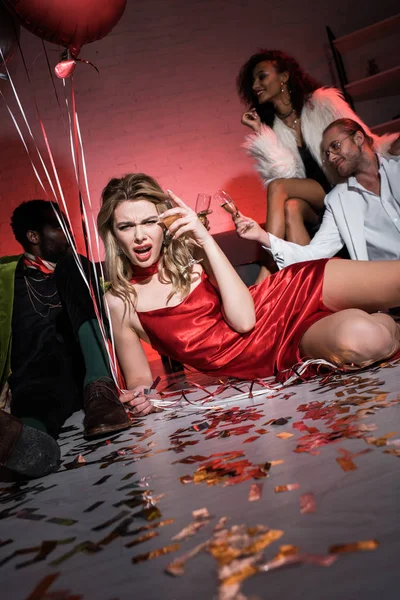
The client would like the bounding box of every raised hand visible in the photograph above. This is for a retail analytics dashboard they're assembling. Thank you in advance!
[161,190,212,247]
[241,108,262,133]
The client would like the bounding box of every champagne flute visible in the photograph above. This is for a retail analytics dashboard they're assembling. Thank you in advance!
[156,198,202,267]
[214,190,254,233]
[195,193,212,227]
[157,198,180,230]
[214,190,240,219]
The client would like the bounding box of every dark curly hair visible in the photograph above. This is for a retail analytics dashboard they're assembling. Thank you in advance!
[11,199,60,250]
[237,50,321,127]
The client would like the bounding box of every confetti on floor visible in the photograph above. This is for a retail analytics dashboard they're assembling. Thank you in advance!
[1,357,400,599]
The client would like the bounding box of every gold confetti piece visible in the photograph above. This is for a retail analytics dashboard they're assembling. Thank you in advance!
[329,540,379,554]
[248,483,263,502]
[275,432,294,440]
[356,423,377,432]
[124,531,159,548]
[384,448,400,457]
[135,506,162,521]
[261,552,337,571]
[214,517,229,532]
[24,573,82,600]
[208,542,242,565]
[300,493,316,514]
[132,543,180,564]
[172,519,210,541]
[336,457,357,472]
[192,507,210,520]
[274,484,300,493]
[365,436,377,445]
[244,530,283,553]
[220,564,258,587]
[368,432,398,447]
[274,544,299,558]
[124,519,175,544]
[180,475,193,484]
[165,542,208,577]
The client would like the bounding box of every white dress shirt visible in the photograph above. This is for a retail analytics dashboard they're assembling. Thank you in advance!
[358,163,400,260]
[268,154,400,267]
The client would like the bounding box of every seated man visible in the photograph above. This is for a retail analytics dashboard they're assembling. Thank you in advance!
[235,118,400,266]
[0,200,131,479]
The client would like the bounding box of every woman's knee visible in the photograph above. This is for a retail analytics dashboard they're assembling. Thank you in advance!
[267,178,289,202]
[334,313,399,366]
[284,199,303,224]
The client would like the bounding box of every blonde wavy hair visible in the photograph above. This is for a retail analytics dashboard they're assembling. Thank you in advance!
[97,173,196,307]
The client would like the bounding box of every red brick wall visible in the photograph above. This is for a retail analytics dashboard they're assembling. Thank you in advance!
[0,0,398,256]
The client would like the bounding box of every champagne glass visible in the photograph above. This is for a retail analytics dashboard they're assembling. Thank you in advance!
[156,198,202,267]
[157,198,180,230]
[214,190,240,219]
[214,190,254,233]
[195,193,212,227]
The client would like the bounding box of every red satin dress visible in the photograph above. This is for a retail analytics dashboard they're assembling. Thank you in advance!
[137,259,333,381]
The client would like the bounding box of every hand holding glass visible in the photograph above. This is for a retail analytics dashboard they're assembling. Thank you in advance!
[156,198,202,267]
[215,190,254,233]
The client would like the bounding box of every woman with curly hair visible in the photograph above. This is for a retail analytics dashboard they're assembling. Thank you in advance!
[237,50,389,274]
[98,173,400,416]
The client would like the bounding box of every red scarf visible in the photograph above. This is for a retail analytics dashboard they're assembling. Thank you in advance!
[23,253,56,276]
[130,261,160,284]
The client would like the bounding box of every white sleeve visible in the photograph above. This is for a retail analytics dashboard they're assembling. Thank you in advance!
[265,203,344,269]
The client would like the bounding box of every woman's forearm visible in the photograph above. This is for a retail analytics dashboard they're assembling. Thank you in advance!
[201,235,255,332]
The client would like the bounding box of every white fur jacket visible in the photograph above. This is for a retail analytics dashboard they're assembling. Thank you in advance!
[244,87,394,185]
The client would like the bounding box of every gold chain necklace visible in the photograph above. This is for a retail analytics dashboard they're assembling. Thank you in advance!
[24,275,62,318]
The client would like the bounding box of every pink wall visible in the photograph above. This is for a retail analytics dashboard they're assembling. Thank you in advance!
[0,0,399,257]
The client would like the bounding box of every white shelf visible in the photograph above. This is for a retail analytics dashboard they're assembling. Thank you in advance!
[371,117,400,135]
[334,14,400,53]
[345,65,400,101]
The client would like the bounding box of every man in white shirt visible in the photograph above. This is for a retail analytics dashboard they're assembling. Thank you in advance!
[235,118,400,268]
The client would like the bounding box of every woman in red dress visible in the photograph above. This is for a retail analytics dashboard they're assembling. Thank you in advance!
[97,173,400,416]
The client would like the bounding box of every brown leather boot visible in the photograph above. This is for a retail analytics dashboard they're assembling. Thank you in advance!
[0,411,60,478]
[83,378,131,439]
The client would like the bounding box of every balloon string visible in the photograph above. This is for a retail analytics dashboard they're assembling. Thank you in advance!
[5,41,92,285]
[0,42,77,243]
[63,76,121,388]
[18,38,117,383]
[74,109,120,377]
[0,43,120,387]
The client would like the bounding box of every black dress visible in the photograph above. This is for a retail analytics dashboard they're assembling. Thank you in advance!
[298,145,331,194]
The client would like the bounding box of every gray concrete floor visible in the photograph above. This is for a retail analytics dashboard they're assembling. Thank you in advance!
[1,358,400,600]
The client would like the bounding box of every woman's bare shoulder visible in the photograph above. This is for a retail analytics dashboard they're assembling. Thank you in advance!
[104,290,134,319]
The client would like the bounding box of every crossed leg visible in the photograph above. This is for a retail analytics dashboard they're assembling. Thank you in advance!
[266,178,325,242]
[255,178,325,284]
[300,259,400,367]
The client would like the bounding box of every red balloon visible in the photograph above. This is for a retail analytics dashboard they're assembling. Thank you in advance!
[3,0,126,57]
